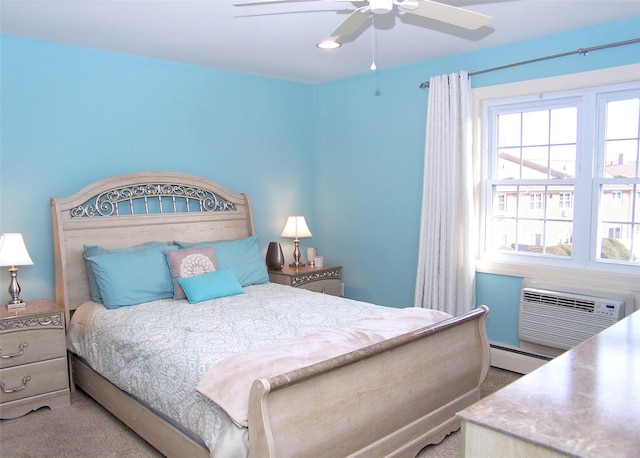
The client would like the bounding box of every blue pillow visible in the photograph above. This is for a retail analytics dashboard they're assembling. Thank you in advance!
[84,241,173,303]
[175,236,269,287]
[177,268,244,304]
[86,245,178,309]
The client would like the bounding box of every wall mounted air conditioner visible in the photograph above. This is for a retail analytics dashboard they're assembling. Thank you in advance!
[519,280,633,353]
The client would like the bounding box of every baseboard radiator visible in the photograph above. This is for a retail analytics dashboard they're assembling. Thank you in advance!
[490,344,550,375]
[518,279,633,356]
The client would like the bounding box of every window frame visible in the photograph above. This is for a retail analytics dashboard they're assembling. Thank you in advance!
[473,64,640,288]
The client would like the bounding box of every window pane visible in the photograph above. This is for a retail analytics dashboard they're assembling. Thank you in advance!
[497,148,521,179]
[633,224,640,262]
[522,146,549,178]
[605,139,639,178]
[549,186,575,219]
[494,185,518,217]
[545,221,573,256]
[550,145,576,178]
[604,97,639,179]
[522,110,549,146]
[497,107,577,180]
[517,219,544,252]
[597,184,639,264]
[497,113,522,147]
[599,229,632,261]
[491,180,576,257]
[492,217,517,252]
[519,186,546,215]
[606,99,639,140]
[550,107,578,144]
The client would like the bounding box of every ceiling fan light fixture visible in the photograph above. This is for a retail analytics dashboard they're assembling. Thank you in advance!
[369,0,393,15]
[316,40,341,50]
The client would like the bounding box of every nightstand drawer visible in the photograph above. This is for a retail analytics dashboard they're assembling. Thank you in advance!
[0,358,68,404]
[269,264,343,297]
[299,279,342,296]
[0,328,66,369]
[0,300,70,418]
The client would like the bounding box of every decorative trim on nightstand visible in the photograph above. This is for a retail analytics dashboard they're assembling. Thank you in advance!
[291,268,341,287]
[0,313,63,331]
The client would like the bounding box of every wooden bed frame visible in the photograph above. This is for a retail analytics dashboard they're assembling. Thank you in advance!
[51,171,490,458]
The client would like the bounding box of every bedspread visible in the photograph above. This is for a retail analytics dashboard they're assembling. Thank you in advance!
[67,283,416,457]
[198,307,451,427]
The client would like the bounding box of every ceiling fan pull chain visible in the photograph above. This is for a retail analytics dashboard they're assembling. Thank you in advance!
[370,15,377,71]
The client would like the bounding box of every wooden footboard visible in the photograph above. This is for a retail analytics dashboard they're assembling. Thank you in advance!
[71,357,210,458]
[71,306,488,458]
[248,305,490,458]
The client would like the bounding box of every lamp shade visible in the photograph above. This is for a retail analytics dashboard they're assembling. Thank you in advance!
[280,216,312,239]
[0,233,34,266]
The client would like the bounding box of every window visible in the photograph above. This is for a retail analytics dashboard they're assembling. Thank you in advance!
[611,191,622,207]
[609,227,621,239]
[529,193,544,210]
[482,81,640,272]
[497,194,506,213]
[558,192,572,209]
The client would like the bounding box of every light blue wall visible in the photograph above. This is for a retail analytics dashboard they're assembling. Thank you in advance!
[476,273,523,346]
[1,17,639,347]
[313,70,428,305]
[0,35,316,299]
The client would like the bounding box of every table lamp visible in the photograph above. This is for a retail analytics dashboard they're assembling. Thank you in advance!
[0,233,34,309]
[280,216,312,267]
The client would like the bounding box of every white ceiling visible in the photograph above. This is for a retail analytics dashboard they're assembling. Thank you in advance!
[1,0,639,83]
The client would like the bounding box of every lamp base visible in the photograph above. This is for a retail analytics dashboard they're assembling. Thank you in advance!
[7,300,27,310]
[289,239,305,268]
[6,266,26,309]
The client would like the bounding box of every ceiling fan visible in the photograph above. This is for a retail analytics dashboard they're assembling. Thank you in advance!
[232,0,493,38]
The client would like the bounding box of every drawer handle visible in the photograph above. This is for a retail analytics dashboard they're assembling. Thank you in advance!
[1,375,31,393]
[0,342,28,359]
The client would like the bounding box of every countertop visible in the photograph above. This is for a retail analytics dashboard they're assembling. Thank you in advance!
[457,309,640,457]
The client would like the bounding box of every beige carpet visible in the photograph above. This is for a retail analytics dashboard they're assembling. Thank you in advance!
[0,368,520,457]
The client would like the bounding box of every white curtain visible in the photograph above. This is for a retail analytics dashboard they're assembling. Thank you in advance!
[414,71,476,316]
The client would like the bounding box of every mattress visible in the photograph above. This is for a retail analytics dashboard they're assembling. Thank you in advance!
[67,283,398,457]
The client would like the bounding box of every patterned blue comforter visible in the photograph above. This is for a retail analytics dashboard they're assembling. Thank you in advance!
[67,283,392,457]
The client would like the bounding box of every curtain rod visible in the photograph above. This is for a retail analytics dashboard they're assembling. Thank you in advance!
[418,38,640,89]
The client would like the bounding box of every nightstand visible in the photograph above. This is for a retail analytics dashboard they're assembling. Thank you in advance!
[268,264,343,296]
[0,299,70,419]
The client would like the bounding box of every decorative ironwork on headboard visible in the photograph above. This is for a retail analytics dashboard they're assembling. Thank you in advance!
[70,183,237,218]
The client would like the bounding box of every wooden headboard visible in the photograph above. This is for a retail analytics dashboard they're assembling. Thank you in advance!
[51,172,254,325]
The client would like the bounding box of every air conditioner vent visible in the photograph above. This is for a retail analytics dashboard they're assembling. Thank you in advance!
[519,282,631,352]
[522,290,596,313]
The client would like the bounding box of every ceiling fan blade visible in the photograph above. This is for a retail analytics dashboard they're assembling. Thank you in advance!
[400,0,492,30]
[233,0,353,6]
[330,7,372,37]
